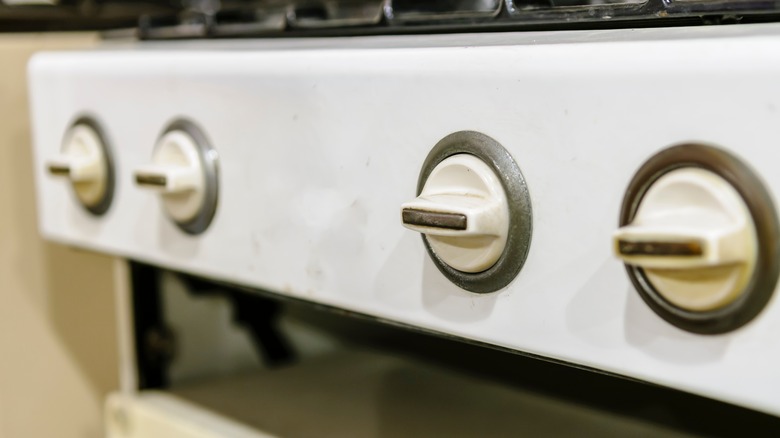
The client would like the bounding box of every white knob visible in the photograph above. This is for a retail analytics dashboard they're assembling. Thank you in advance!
[401,154,509,273]
[134,130,206,224]
[613,167,758,312]
[47,123,110,210]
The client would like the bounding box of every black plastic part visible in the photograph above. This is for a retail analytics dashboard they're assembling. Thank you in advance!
[180,274,295,367]
[415,131,533,294]
[133,0,780,41]
[619,143,780,334]
[0,1,177,32]
[232,293,295,367]
[3,0,780,36]
[130,261,296,390]
[131,262,171,389]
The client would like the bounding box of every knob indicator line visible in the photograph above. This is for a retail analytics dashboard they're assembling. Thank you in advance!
[135,173,168,187]
[617,239,703,257]
[402,208,467,231]
[47,164,71,176]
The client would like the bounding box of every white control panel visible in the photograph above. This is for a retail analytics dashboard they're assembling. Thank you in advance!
[29,24,780,415]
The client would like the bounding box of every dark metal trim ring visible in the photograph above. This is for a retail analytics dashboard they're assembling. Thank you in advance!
[416,131,533,294]
[158,118,220,235]
[619,143,780,334]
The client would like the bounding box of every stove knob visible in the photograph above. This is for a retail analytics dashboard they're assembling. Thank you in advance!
[614,167,758,312]
[402,154,510,273]
[402,132,532,293]
[134,121,218,234]
[47,120,114,215]
[614,143,780,333]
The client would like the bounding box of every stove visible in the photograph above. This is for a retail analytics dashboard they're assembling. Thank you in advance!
[18,0,780,433]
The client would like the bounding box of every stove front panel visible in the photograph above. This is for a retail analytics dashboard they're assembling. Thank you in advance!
[29,25,780,415]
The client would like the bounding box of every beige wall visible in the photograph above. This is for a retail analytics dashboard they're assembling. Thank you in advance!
[0,34,120,438]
